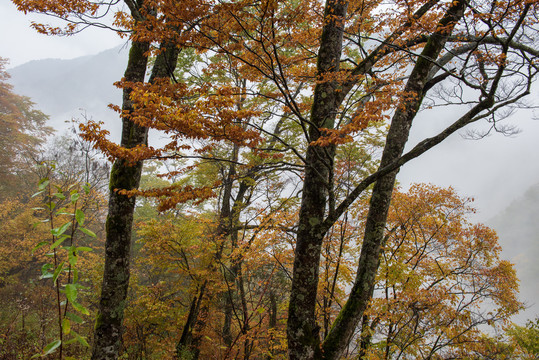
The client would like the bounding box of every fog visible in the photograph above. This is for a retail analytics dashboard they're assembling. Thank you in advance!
[398,94,539,324]
[399,92,539,222]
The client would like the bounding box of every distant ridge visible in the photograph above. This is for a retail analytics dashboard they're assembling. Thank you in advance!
[8,45,129,139]
[488,183,539,324]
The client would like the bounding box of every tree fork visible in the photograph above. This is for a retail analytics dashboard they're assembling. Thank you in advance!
[91,40,180,359]
[286,0,348,358]
[320,1,466,358]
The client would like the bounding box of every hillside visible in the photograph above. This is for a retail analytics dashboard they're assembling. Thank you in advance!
[8,45,128,139]
[488,184,539,324]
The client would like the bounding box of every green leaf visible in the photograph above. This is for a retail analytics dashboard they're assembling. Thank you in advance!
[42,339,61,356]
[32,241,49,254]
[55,212,73,217]
[52,262,65,283]
[62,318,71,335]
[53,192,66,200]
[65,283,78,303]
[51,222,71,237]
[40,263,53,279]
[68,249,78,267]
[79,227,96,238]
[64,330,89,347]
[70,192,80,203]
[50,235,68,250]
[74,332,89,347]
[83,184,91,194]
[65,312,83,324]
[75,209,85,225]
[63,338,77,345]
[71,301,89,315]
[31,190,45,198]
[38,178,50,190]
[76,246,93,252]
[76,283,89,290]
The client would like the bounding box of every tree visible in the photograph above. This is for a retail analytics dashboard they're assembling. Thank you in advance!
[0,151,108,359]
[0,57,52,199]
[357,184,521,359]
[12,1,188,357]
[506,318,539,359]
[140,0,535,357]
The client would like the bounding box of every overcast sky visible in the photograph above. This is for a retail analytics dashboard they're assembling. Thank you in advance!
[0,1,124,68]
[400,103,539,221]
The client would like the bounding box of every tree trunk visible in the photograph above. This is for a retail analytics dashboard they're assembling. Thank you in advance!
[91,40,180,359]
[176,285,206,360]
[286,0,347,358]
[320,2,466,358]
[91,40,150,360]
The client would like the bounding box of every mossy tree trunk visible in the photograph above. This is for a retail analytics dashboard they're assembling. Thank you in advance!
[91,39,180,360]
[286,0,468,358]
[286,0,347,358]
[91,39,150,360]
[319,1,466,359]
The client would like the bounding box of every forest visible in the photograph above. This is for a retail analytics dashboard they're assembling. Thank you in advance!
[1,0,539,358]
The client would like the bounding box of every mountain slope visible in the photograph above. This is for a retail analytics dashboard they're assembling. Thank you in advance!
[488,183,539,323]
[8,45,128,139]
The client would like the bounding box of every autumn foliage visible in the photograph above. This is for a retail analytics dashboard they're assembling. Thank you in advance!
[6,0,539,357]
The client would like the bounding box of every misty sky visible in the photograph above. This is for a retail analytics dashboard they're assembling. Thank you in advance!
[0,1,124,68]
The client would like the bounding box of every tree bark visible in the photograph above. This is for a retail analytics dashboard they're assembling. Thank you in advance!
[91,40,150,360]
[176,285,206,360]
[91,39,180,359]
[286,0,348,358]
[320,1,466,358]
